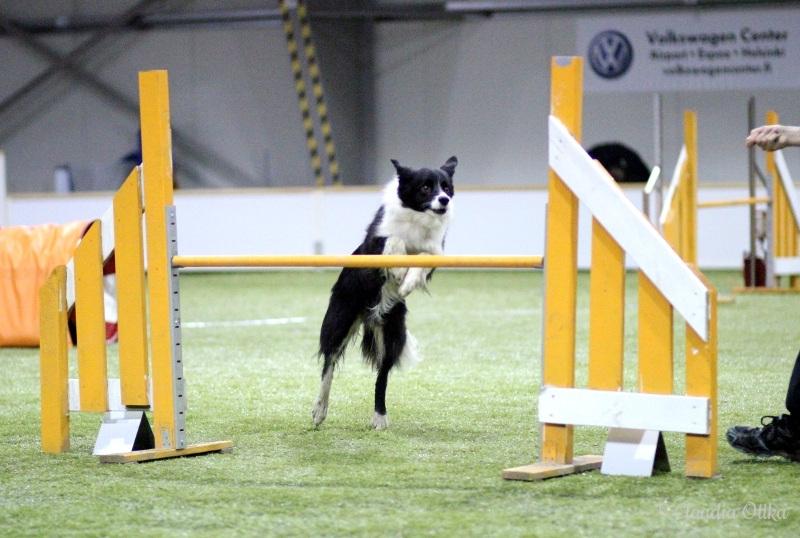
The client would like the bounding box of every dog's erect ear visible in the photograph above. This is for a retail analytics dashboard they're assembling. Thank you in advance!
[440,156,458,178]
[391,159,413,181]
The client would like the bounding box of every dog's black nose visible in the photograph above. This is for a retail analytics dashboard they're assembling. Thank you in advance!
[438,196,450,206]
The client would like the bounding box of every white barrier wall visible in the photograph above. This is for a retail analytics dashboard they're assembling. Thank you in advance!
[5,184,757,270]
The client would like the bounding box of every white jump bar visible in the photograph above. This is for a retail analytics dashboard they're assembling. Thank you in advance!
[538,387,710,435]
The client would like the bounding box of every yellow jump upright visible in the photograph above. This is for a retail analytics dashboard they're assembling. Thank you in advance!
[39,70,233,463]
[765,111,800,290]
[540,56,583,467]
[114,169,149,407]
[39,266,69,454]
[661,110,698,264]
[139,70,182,451]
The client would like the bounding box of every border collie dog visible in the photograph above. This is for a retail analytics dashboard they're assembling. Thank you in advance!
[313,156,457,430]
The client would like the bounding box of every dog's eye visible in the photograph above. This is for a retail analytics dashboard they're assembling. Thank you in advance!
[421,185,431,193]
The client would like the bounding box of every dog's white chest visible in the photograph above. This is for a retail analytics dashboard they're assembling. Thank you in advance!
[380,209,448,254]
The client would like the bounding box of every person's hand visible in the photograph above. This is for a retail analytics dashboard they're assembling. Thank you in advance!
[745,124,800,152]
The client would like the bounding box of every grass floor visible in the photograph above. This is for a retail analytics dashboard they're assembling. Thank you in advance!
[2,270,800,536]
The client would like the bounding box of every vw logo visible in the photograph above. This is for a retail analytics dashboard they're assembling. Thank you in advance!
[588,30,633,79]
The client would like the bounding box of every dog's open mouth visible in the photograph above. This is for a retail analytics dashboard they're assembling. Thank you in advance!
[431,208,447,215]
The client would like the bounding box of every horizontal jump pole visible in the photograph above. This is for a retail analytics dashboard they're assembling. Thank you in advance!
[172,254,544,269]
[698,196,769,209]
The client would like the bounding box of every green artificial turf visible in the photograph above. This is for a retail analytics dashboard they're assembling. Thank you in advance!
[2,270,799,536]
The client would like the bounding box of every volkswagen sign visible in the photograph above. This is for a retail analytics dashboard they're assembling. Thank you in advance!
[588,30,634,79]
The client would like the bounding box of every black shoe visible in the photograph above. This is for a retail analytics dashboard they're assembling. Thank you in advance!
[726,414,800,461]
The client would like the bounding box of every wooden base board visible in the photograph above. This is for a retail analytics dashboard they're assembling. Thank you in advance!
[733,287,800,295]
[502,455,603,481]
[98,440,233,463]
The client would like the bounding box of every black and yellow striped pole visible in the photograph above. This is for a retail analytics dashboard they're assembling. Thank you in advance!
[279,0,340,186]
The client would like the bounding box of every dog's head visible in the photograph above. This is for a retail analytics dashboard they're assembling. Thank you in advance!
[390,156,457,216]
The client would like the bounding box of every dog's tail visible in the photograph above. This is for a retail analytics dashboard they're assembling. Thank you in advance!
[396,331,421,370]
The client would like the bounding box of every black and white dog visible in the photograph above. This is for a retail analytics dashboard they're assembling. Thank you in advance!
[313,156,457,430]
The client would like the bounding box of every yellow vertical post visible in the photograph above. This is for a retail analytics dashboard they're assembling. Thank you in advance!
[588,221,625,391]
[140,70,178,449]
[675,167,685,259]
[74,220,108,412]
[40,266,70,454]
[686,271,717,478]
[683,110,698,265]
[114,167,150,407]
[779,182,788,256]
[661,191,681,256]
[541,56,582,464]
[765,111,785,287]
[637,273,673,395]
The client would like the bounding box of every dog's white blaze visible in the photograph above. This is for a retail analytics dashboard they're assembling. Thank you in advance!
[429,190,451,212]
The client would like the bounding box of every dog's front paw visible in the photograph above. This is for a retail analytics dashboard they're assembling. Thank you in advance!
[389,267,408,283]
[371,412,389,430]
[312,398,328,428]
[399,268,427,297]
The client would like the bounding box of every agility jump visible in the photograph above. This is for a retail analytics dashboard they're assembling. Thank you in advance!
[41,58,716,477]
[660,109,800,290]
[40,71,233,462]
[502,56,717,480]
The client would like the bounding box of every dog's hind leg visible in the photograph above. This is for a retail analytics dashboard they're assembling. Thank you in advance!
[372,303,408,430]
[314,295,360,428]
[372,362,391,430]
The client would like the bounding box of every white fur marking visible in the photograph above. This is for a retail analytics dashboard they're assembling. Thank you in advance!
[382,235,408,283]
[312,368,334,427]
[399,267,429,297]
[372,412,389,430]
[370,281,402,323]
[397,330,421,369]
[429,191,451,212]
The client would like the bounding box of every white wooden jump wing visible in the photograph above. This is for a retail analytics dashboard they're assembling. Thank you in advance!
[538,387,710,435]
[549,115,709,341]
